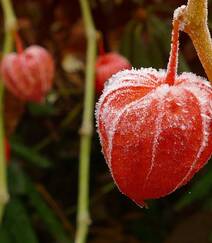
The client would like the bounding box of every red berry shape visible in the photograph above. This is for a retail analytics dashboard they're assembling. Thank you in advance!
[95,52,131,94]
[96,21,212,206]
[1,45,54,103]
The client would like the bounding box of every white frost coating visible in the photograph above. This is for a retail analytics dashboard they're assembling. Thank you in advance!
[103,68,165,94]
[143,94,167,186]
[106,97,154,197]
[95,68,163,164]
[178,72,212,88]
[95,68,166,120]
[173,5,187,31]
[210,99,212,115]
[106,84,170,166]
[96,67,212,195]
[98,88,139,161]
[107,96,151,166]
[171,77,212,191]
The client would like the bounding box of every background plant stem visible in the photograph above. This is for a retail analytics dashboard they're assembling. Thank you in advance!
[75,0,96,243]
[0,0,16,223]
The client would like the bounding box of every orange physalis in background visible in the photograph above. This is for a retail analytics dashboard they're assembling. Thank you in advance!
[95,39,131,94]
[1,33,54,103]
[95,52,131,94]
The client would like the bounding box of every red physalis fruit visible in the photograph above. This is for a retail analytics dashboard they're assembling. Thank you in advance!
[96,20,212,207]
[4,139,10,162]
[95,52,131,94]
[1,34,54,103]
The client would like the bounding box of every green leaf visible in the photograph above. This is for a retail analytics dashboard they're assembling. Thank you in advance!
[178,52,190,72]
[25,178,72,243]
[8,163,27,196]
[4,199,39,243]
[149,16,171,53]
[28,102,56,117]
[0,228,12,243]
[149,16,172,56]
[132,23,151,68]
[175,164,212,210]
[147,36,164,69]
[7,164,71,242]
[119,20,137,61]
[11,140,52,168]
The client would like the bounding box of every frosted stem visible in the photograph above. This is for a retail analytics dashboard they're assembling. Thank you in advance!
[165,20,180,85]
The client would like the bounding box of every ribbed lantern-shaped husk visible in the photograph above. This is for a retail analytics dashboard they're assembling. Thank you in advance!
[1,45,54,103]
[96,21,212,206]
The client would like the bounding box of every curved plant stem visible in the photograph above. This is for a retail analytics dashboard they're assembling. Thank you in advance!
[174,0,212,81]
[0,0,17,223]
[75,0,96,243]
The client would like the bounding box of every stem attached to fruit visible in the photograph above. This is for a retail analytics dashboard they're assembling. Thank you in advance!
[97,34,105,56]
[0,0,17,223]
[75,0,97,243]
[174,0,212,82]
[165,20,180,85]
[14,31,24,54]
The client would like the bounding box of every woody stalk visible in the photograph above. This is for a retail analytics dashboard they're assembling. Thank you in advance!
[175,0,212,81]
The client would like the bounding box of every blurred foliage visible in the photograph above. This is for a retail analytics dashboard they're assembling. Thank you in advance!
[0,0,211,242]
